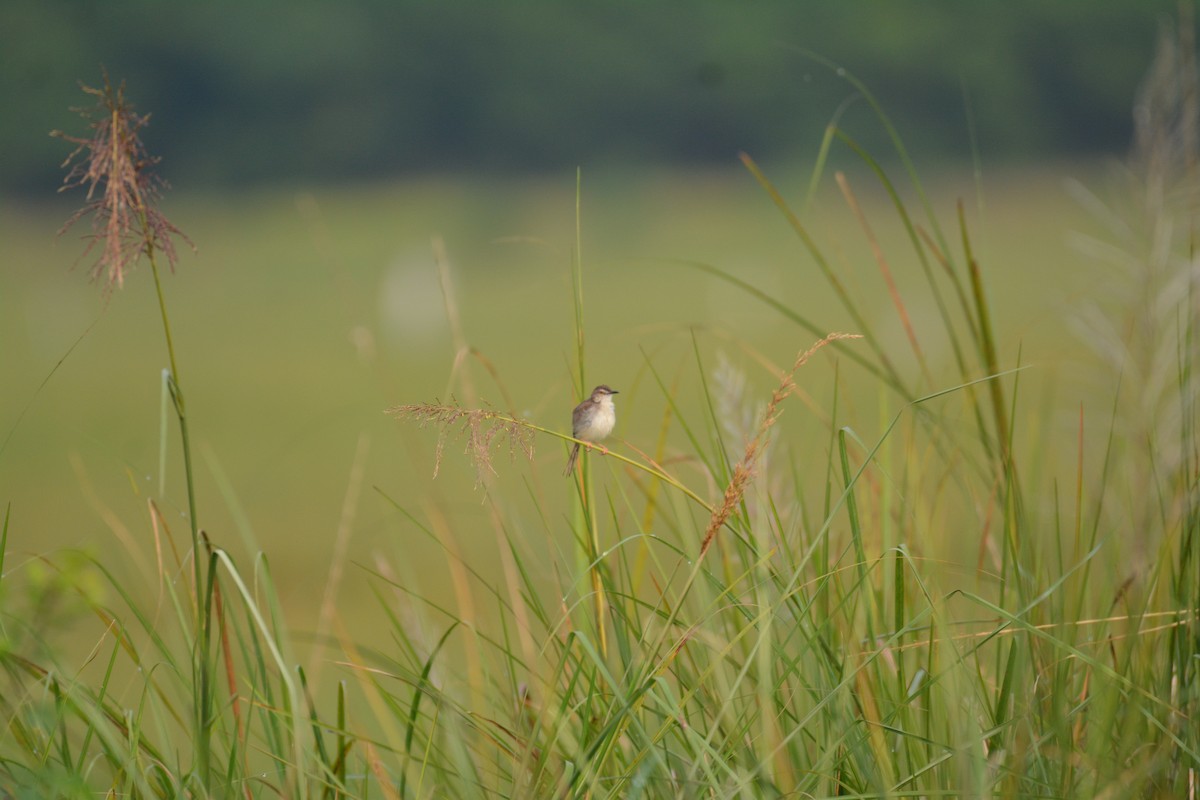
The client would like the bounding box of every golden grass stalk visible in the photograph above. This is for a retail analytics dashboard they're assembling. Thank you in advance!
[836,171,933,388]
[698,332,860,559]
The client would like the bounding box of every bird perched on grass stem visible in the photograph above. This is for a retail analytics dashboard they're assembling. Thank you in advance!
[565,385,618,476]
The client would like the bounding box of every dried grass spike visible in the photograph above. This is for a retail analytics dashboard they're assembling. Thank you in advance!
[699,332,860,558]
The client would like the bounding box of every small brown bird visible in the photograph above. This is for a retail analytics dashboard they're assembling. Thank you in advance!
[565,385,618,476]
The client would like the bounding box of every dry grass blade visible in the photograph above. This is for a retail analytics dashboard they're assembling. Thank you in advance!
[836,171,933,388]
[699,332,860,558]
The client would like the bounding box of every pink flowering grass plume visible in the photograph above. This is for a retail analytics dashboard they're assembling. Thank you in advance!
[52,71,192,292]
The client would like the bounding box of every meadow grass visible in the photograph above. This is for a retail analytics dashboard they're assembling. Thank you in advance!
[2,45,1200,800]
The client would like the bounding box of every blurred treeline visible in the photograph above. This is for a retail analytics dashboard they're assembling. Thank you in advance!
[0,0,1183,192]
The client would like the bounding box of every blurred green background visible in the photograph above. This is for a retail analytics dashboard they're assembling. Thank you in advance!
[0,2,1179,643]
[0,0,1179,190]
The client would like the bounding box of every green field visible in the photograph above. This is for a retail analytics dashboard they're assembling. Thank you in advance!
[2,150,1197,796]
[3,162,1102,623]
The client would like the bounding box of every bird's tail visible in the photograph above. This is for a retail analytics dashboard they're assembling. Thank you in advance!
[564,442,581,476]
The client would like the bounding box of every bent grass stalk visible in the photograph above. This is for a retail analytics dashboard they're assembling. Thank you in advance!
[386,403,713,516]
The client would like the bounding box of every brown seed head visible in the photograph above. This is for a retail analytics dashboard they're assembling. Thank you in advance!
[52,70,192,293]
[387,399,535,485]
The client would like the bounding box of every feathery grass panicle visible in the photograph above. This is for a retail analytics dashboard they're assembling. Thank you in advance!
[1067,14,1200,570]
[1133,13,1199,209]
[699,332,860,558]
[713,352,762,447]
[52,71,191,292]
[388,400,535,482]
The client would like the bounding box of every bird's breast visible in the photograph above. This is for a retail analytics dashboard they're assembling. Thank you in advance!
[578,400,616,441]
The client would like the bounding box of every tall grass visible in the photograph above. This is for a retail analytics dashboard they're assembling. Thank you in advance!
[2,25,1199,800]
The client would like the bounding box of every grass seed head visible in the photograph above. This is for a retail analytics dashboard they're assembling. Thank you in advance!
[387,400,535,485]
[52,70,192,293]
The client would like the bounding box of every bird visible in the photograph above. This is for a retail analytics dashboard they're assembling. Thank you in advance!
[565,385,618,476]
